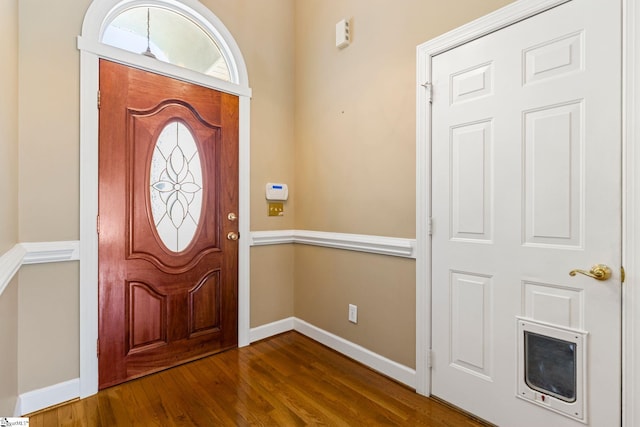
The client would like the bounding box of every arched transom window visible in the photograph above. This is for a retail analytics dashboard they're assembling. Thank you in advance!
[102,6,231,81]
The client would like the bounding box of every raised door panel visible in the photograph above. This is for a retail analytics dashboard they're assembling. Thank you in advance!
[189,271,222,337]
[126,282,167,354]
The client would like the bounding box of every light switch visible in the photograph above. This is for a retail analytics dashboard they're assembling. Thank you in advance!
[268,202,284,216]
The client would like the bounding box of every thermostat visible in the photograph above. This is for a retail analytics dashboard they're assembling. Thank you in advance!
[266,183,288,201]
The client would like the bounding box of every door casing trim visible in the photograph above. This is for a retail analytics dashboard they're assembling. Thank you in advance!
[416,1,637,425]
[622,0,639,425]
[78,0,251,398]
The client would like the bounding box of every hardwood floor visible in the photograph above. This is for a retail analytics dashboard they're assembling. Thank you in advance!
[28,332,488,426]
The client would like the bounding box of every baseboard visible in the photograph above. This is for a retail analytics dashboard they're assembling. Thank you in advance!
[293,318,416,389]
[15,378,80,416]
[249,317,295,342]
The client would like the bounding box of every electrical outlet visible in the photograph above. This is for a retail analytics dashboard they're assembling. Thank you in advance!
[348,304,358,323]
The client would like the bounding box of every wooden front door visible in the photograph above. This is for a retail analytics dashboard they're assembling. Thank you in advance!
[98,59,239,389]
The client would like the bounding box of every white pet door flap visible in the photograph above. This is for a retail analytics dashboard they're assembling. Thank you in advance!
[517,318,587,423]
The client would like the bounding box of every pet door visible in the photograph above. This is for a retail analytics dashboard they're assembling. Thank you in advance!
[517,318,587,423]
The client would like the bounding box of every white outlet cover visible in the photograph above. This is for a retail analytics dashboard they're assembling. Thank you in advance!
[348,304,358,323]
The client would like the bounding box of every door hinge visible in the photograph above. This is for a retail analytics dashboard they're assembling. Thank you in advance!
[422,82,433,103]
[97,215,100,235]
[97,90,101,109]
[621,266,626,284]
[428,217,433,236]
[427,349,434,368]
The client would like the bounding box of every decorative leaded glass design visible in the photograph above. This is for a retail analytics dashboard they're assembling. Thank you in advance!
[150,121,203,252]
[524,331,577,402]
[102,6,231,81]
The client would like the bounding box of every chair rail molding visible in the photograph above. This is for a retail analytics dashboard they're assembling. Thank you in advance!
[0,245,25,297]
[250,230,416,259]
[0,241,80,297]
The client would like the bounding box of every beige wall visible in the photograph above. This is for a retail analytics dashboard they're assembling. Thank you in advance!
[295,246,416,366]
[0,0,19,415]
[18,0,87,242]
[0,279,19,415]
[18,263,79,393]
[250,245,295,327]
[292,0,513,367]
[294,0,513,237]
[0,0,19,253]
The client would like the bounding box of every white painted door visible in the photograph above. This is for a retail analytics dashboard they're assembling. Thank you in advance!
[431,1,622,426]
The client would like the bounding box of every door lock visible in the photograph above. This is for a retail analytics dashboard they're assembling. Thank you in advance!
[227,232,239,241]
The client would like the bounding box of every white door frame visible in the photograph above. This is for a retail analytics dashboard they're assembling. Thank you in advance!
[77,0,252,398]
[416,0,639,425]
[622,0,640,425]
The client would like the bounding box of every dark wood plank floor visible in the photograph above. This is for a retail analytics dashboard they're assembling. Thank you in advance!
[28,332,487,426]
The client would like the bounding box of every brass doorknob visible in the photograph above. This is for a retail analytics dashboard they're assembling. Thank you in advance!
[227,232,239,241]
[227,213,237,221]
[569,264,612,281]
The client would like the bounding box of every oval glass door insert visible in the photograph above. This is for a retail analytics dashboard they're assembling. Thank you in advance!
[150,121,203,252]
